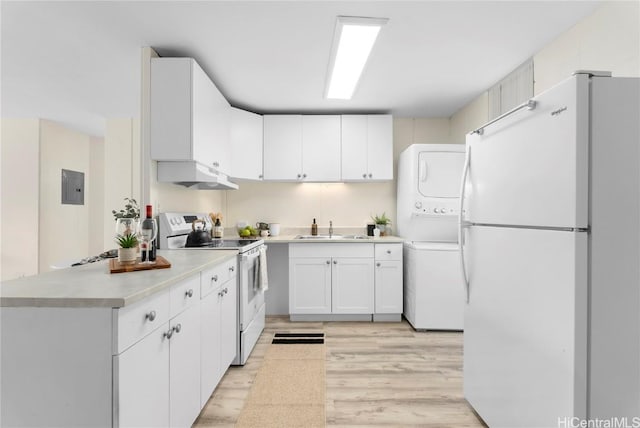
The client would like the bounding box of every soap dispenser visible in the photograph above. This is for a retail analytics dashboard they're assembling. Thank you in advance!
[311,218,318,236]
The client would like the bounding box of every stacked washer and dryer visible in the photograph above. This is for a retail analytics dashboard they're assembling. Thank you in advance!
[397,144,465,330]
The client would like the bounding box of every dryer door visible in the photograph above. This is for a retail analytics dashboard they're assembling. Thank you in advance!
[418,151,465,198]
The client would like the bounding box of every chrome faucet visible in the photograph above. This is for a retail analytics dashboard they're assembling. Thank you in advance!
[329,221,333,238]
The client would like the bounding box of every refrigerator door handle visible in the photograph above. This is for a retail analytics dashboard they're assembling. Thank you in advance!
[459,145,471,303]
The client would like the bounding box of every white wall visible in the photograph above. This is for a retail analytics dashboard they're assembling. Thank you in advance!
[449,1,640,144]
[38,120,93,272]
[89,136,105,255]
[534,1,640,94]
[222,118,452,232]
[1,119,41,280]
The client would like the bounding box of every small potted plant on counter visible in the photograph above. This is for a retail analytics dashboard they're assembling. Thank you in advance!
[116,233,139,264]
[112,197,140,236]
[372,212,392,236]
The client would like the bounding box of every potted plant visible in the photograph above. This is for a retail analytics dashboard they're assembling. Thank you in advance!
[371,212,392,236]
[112,197,140,236]
[116,233,139,264]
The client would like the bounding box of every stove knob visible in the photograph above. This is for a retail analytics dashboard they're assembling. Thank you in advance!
[415,201,422,209]
[434,208,439,214]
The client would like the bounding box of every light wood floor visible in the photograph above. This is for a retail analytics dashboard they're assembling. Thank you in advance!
[194,316,486,427]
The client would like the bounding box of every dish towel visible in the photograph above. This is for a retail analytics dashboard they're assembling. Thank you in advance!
[258,246,269,291]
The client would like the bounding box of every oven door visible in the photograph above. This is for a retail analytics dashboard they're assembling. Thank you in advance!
[239,247,265,331]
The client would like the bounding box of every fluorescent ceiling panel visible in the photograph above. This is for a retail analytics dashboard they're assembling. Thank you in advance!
[325,16,388,100]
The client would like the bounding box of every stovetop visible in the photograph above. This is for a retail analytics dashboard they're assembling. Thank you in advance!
[185,238,261,249]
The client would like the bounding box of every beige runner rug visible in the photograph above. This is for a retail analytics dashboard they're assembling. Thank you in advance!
[236,333,326,427]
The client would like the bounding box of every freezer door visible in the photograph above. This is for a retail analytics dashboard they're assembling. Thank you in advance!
[463,225,587,427]
[464,74,588,229]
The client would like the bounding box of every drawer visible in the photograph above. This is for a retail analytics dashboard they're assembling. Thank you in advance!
[170,274,200,318]
[201,257,237,298]
[115,288,170,354]
[375,244,403,261]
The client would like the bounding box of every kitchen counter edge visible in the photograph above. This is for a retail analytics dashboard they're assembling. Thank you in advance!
[262,235,405,243]
[0,250,238,308]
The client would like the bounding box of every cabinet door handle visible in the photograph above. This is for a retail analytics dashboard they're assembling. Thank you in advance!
[259,174,263,179]
[185,289,194,298]
[173,323,182,334]
[229,266,235,272]
[362,173,367,178]
[224,287,229,295]
[369,173,373,178]
[376,262,381,267]
[213,161,220,167]
[297,174,302,179]
[218,291,224,297]
[326,260,330,265]
[333,260,337,264]
[387,250,392,254]
[212,275,218,282]
[145,310,156,322]
[164,328,173,340]
[302,173,307,178]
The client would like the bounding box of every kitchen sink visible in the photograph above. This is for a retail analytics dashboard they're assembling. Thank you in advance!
[294,235,344,239]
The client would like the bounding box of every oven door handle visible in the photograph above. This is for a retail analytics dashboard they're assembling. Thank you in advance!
[241,245,266,261]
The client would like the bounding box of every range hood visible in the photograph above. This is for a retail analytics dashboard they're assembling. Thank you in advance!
[157,161,239,190]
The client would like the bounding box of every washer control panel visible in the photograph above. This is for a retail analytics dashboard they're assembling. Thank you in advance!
[412,200,459,217]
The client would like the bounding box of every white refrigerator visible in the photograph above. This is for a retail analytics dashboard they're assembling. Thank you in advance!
[460,72,640,427]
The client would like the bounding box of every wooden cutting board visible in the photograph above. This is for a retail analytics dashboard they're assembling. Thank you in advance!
[109,256,171,274]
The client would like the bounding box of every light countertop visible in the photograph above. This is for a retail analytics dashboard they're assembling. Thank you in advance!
[263,235,405,243]
[0,249,237,308]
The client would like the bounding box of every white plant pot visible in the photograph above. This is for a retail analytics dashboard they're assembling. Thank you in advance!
[376,224,387,236]
[118,247,137,264]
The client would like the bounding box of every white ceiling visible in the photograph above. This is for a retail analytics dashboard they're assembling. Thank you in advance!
[1,1,601,137]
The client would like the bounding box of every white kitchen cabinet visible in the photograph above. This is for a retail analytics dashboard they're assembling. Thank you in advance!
[331,257,375,314]
[115,324,170,428]
[289,258,332,314]
[151,57,231,173]
[289,244,375,315]
[200,261,238,407]
[230,107,263,180]
[169,304,201,428]
[375,244,403,314]
[263,115,302,180]
[341,115,393,181]
[302,115,341,181]
[115,275,202,428]
[263,115,341,181]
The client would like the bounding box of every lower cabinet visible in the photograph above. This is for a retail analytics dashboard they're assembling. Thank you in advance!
[289,243,402,318]
[332,257,374,314]
[374,244,404,314]
[289,257,332,314]
[200,259,238,407]
[115,323,170,428]
[169,304,202,428]
[289,244,375,315]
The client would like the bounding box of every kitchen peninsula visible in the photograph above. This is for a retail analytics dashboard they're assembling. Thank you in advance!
[1,250,238,427]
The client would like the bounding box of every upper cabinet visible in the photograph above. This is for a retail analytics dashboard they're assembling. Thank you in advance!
[150,58,231,174]
[341,115,393,181]
[230,107,263,180]
[263,115,341,182]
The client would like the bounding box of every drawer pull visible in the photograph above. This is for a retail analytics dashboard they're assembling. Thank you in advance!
[212,275,218,282]
[173,323,182,334]
[185,289,194,298]
[163,328,173,340]
[387,250,391,254]
[376,262,381,267]
[145,310,157,322]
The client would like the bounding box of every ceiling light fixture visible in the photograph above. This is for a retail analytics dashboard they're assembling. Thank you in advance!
[325,16,388,100]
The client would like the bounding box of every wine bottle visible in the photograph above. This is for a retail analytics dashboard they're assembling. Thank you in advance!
[141,205,156,262]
